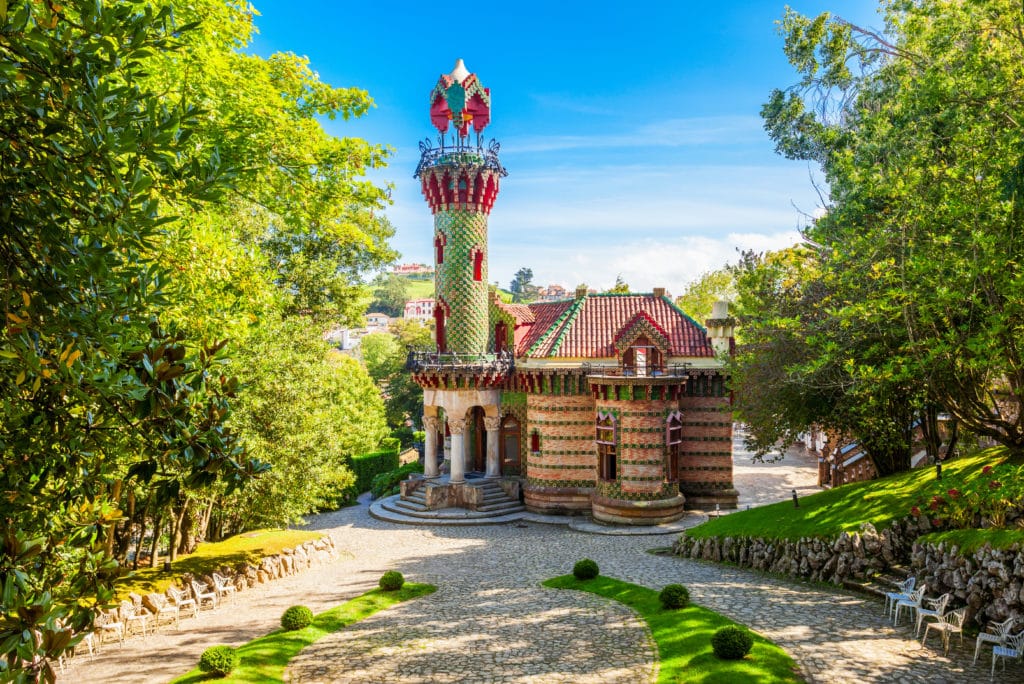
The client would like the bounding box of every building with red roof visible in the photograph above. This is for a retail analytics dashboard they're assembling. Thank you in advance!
[404,61,738,524]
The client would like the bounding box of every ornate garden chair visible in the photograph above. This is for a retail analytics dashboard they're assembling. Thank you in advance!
[190,580,218,611]
[884,576,916,618]
[974,616,1016,664]
[915,592,950,638]
[893,585,925,626]
[211,572,237,602]
[991,629,1024,679]
[143,592,179,628]
[167,586,198,619]
[921,606,965,654]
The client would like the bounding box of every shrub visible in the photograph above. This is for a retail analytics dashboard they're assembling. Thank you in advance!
[280,605,314,631]
[573,559,599,580]
[379,570,405,591]
[198,645,239,677]
[371,461,424,499]
[349,448,400,493]
[659,584,690,609]
[711,625,753,660]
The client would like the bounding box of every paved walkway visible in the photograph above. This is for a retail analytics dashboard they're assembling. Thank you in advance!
[67,497,1015,683]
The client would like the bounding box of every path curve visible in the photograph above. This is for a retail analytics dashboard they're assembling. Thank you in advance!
[66,500,1014,683]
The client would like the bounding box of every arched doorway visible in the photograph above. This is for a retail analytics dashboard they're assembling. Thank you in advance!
[469,406,487,473]
[501,414,521,474]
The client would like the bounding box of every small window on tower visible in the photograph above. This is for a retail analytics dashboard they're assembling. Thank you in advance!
[666,411,682,482]
[435,234,445,264]
[472,249,483,281]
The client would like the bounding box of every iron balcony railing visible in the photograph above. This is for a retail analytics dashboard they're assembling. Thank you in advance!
[414,137,508,178]
[406,348,514,374]
[580,363,691,378]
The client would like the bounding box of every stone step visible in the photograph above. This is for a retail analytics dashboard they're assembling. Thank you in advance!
[392,499,428,513]
[477,501,525,514]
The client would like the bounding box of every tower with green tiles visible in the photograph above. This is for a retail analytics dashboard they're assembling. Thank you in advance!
[415,59,507,355]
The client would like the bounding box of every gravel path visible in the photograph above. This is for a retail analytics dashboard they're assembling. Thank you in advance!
[63,438,1018,683]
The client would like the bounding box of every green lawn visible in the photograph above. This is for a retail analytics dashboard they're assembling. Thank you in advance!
[687,451,1007,541]
[171,583,436,682]
[919,528,1024,553]
[403,278,434,299]
[114,528,323,600]
[543,575,802,683]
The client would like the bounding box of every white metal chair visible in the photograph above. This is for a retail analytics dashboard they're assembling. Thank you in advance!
[190,580,217,611]
[167,586,198,619]
[211,572,237,602]
[975,617,1016,664]
[143,592,179,628]
[124,593,152,637]
[991,629,1024,679]
[922,606,966,654]
[915,592,950,638]
[94,607,124,648]
[884,576,916,618]
[894,585,925,626]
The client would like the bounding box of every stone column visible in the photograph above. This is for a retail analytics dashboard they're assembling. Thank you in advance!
[448,417,467,483]
[422,415,439,478]
[484,416,501,478]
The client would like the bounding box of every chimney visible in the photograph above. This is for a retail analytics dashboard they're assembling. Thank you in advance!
[653,287,666,298]
[575,285,588,300]
[705,300,736,356]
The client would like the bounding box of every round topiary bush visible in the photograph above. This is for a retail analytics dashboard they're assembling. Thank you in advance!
[199,645,239,677]
[711,625,754,660]
[573,558,599,580]
[379,570,405,591]
[659,583,690,610]
[280,605,314,631]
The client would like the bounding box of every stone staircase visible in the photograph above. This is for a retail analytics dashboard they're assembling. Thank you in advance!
[374,478,526,525]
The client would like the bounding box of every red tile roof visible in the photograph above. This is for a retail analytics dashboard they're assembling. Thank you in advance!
[494,301,535,323]
[519,294,713,358]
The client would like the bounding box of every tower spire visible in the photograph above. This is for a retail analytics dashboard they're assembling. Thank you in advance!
[416,62,507,354]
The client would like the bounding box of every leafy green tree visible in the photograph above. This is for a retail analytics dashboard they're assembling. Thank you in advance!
[223,318,387,529]
[510,267,538,303]
[360,320,433,441]
[607,275,630,294]
[0,2,263,677]
[764,1,1024,457]
[676,269,737,324]
[369,272,412,317]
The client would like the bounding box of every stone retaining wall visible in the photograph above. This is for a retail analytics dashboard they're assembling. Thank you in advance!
[672,516,1024,628]
[178,534,337,595]
[912,540,1024,627]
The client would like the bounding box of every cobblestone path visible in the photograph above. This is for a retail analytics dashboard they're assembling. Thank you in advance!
[68,499,1019,683]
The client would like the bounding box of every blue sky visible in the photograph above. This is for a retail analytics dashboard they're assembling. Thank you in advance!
[250,1,881,293]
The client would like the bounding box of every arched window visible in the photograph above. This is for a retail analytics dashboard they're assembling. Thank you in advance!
[596,412,616,481]
[501,415,520,469]
[435,233,446,264]
[471,248,484,281]
[494,321,507,354]
[434,303,446,352]
[666,411,682,482]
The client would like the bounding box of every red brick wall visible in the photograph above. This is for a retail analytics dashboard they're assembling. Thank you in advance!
[677,395,734,495]
[525,394,596,487]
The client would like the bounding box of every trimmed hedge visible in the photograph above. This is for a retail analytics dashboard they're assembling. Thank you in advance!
[281,605,313,631]
[199,645,239,677]
[711,626,753,660]
[350,448,400,493]
[379,570,405,591]
[371,461,424,499]
[573,559,599,580]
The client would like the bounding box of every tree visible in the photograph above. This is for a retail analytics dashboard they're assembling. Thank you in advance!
[368,272,411,317]
[224,318,388,529]
[0,2,263,677]
[360,320,433,443]
[509,267,538,303]
[676,268,737,324]
[607,274,630,294]
[764,2,1024,458]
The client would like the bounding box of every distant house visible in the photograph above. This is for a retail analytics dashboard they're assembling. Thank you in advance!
[536,284,570,302]
[323,327,364,351]
[365,313,392,331]
[404,298,434,324]
[393,263,434,277]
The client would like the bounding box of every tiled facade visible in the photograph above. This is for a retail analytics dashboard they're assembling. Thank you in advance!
[409,61,738,524]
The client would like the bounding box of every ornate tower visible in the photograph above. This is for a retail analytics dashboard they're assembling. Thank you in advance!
[415,59,507,355]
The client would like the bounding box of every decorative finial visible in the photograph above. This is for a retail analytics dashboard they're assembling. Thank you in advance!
[449,59,470,84]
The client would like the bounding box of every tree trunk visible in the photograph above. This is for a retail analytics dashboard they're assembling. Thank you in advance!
[197,499,215,543]
[169,501,188,562]
[103,479,122,558]
[149,511,163,569]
